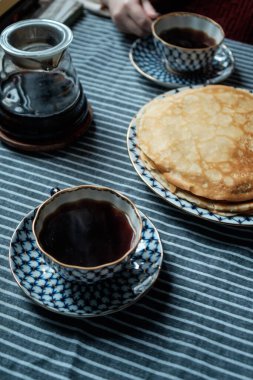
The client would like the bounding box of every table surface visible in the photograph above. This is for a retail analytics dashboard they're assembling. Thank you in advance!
[1,11,253,380]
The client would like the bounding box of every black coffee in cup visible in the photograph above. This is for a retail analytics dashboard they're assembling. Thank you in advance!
[159,27,216,49]
[152,13,224,73]
[39,199,135,267]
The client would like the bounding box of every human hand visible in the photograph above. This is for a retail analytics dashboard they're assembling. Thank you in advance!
[103,0,159,37]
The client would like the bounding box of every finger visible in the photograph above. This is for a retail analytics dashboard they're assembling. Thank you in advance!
[127,1,152,33]
[116,14,147,37]
[142,0,159,19]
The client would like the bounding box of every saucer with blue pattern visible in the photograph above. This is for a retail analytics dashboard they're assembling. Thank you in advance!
[9,209,163,318]
[127,86,253,226]
[129,36,234,88]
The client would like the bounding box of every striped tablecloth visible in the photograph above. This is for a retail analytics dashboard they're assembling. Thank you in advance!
[1,11,253,380]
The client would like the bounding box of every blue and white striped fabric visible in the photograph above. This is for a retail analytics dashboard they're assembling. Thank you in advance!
[1,11,253,380]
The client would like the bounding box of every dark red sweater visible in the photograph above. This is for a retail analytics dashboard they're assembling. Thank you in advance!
[152,0,253,44]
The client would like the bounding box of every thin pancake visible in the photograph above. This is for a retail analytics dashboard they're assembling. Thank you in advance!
[137,85,253,202]
[140,150,253,215]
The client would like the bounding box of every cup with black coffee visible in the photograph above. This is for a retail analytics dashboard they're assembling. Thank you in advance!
[32,185,142,284]
[152,12,224,73]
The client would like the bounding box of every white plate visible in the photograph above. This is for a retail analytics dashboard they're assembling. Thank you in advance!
[127,86,253,226]
[129,36,234,88]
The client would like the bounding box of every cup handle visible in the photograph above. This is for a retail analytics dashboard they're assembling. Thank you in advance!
[50,187,61,197]
[33,187,61,218]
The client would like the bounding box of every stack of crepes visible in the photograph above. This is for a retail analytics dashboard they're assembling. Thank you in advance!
[136,85,253,215]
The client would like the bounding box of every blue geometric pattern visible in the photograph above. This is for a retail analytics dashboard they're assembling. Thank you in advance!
[129,36,234,88]
[9,209,163,317]
[154,38,216,73]
[127,87,253,226]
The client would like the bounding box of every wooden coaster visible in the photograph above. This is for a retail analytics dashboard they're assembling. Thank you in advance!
[0,104,93,153]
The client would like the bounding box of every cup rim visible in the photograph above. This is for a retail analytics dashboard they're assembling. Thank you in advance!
[152,12,225,51]
[32,185,143,270]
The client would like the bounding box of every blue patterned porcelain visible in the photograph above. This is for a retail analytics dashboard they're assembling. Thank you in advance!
[152,13,224,73]
[9,209,163,317]
[129,36,234,88]
[154,37,216,73]
[33,185,142,284]
[127,86,253,226]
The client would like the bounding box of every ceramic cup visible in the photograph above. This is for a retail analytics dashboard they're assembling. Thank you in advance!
[152,12,225,73]
[32,185,142,284]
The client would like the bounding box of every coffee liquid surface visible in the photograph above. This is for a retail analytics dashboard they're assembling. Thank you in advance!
[159,27,216,49]
[0,71,76,116]
[39,199,135,267]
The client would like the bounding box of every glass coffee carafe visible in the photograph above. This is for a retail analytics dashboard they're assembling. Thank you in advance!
[0,19,88,145]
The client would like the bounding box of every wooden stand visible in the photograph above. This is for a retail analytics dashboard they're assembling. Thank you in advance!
[0,104,93,152]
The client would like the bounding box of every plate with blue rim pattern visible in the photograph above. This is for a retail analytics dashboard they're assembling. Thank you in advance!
[129,35,234,88]
[127,86,253,226]
[9,209,163,318]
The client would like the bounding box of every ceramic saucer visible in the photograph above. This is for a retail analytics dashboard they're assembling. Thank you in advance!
[129,36,234,88]
[9,209,163,318]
